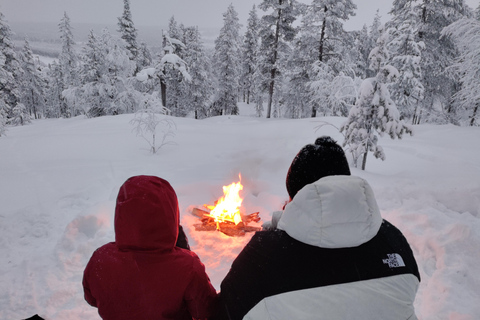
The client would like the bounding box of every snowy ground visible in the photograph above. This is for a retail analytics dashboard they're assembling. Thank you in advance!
[1,103,479,319]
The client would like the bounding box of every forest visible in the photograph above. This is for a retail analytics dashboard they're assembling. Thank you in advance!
[1,0,479,137]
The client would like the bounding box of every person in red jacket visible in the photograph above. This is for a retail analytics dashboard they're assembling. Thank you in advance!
[83,175,218,320]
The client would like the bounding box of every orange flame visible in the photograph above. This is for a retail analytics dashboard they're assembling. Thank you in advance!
[205,175,244,227]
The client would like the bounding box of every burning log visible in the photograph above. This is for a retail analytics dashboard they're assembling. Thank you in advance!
[192,175,262,236]
[191,207,261,237]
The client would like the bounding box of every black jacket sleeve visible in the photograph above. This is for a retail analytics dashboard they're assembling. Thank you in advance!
[175,224,191,250]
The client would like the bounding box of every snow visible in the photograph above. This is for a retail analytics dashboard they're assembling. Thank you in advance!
[135,67,156,82]
[1,103,480,319]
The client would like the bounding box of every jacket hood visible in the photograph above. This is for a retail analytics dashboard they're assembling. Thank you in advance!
[277,175,382,249]
[114,175,179,251]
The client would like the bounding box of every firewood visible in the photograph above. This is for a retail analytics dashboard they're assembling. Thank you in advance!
[193,223,217,232]
[243,212,261,223]
[192,207,210,218]
[218,223,246,237]
[191,207,262,237]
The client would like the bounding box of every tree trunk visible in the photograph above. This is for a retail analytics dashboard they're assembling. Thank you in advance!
[361,149,368,171]
[266,0,283,119]
[31,89,38,119]
[160,78,167,108]
[470,104,478,126]
[318,6,327,62]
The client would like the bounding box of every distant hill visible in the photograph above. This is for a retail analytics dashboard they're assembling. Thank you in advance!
[9,21,218,60]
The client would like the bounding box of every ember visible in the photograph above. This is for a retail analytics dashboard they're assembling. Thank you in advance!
[191,175,261,237]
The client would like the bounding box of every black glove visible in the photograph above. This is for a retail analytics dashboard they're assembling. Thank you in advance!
[175,225,191,250]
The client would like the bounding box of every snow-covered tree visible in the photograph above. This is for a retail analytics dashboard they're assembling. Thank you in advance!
[0,102,6,136]
[387,7,425,123]
[44,61,64,118]
[117,0,139,74]
[136,31,191,115]
[164,18,188,116]
[442,18,480,126]
[9,102,30,126]
[240,5,260,105]
[259,0,300,118]
[0,50,8,135]
[301,0,356,117]
[137,41,153,70]
[182,26,213,119]
[77,30,111,117]
[353,24,373,79]
[476,4,480,20]
[304,0,356,64]
[0,46,10,136]
[0,11,23,125]
[74,28,138,117]
[19,39,46,120]
[391,0,470,124]
[341,33,413,170]
[56,12,79,117]
[213,4,242,116]
[58,12,78,88]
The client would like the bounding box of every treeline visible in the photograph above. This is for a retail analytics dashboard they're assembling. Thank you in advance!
[1,0,479,138]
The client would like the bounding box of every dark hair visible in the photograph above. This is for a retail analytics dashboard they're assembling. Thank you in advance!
[286,136,351,199]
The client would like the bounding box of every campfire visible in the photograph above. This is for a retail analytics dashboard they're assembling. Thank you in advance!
[191,175,261,237]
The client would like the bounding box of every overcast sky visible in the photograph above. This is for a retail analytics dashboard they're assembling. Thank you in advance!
[1,0,479,32]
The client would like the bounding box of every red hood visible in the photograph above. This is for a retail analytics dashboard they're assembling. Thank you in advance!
[114,176,179,251]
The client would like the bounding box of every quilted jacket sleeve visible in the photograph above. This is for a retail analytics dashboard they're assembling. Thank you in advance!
[184,253,219,319]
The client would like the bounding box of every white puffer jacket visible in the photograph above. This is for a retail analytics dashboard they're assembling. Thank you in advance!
[243,175,420,320]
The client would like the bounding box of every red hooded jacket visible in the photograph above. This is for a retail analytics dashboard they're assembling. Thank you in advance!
[83,176,218,319]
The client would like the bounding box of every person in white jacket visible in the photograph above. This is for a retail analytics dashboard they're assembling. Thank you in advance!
[213,136,420,320]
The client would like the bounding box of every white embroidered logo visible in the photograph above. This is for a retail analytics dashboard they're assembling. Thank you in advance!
[383,253,406,268]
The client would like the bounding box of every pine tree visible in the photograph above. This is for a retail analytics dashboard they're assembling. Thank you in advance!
[442,17,480,126]
[164,18,187,116]
[366,11,383,77]
[354,24,372,79]
[475,4,480,20]
[117,0,139,74]
[136,27,191,114]
[10,102,30,126]
[19,39,46,120]
[78,30,111,117]
[213,4,242,115]
[258,0,300,118]
[44,61,64,118]
[301,0,356,117]
[305,0,356,64]
[387,7,425,123]
[56,12,78,117]
[0,51,8,136]
[0,11,23,125]
[391,0,470,124]
[182,26,213,119]
[58,12,78,88]
[102,28,138,115]
[341,32,413,170]
[240,5,260,105]
[137,41,153,70]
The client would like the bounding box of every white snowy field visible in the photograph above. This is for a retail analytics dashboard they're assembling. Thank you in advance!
[1,104,479,320]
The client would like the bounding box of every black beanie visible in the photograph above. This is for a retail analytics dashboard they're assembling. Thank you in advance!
[286,136,351,199]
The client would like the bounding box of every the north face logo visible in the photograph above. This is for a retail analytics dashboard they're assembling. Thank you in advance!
[383,253,406,268]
